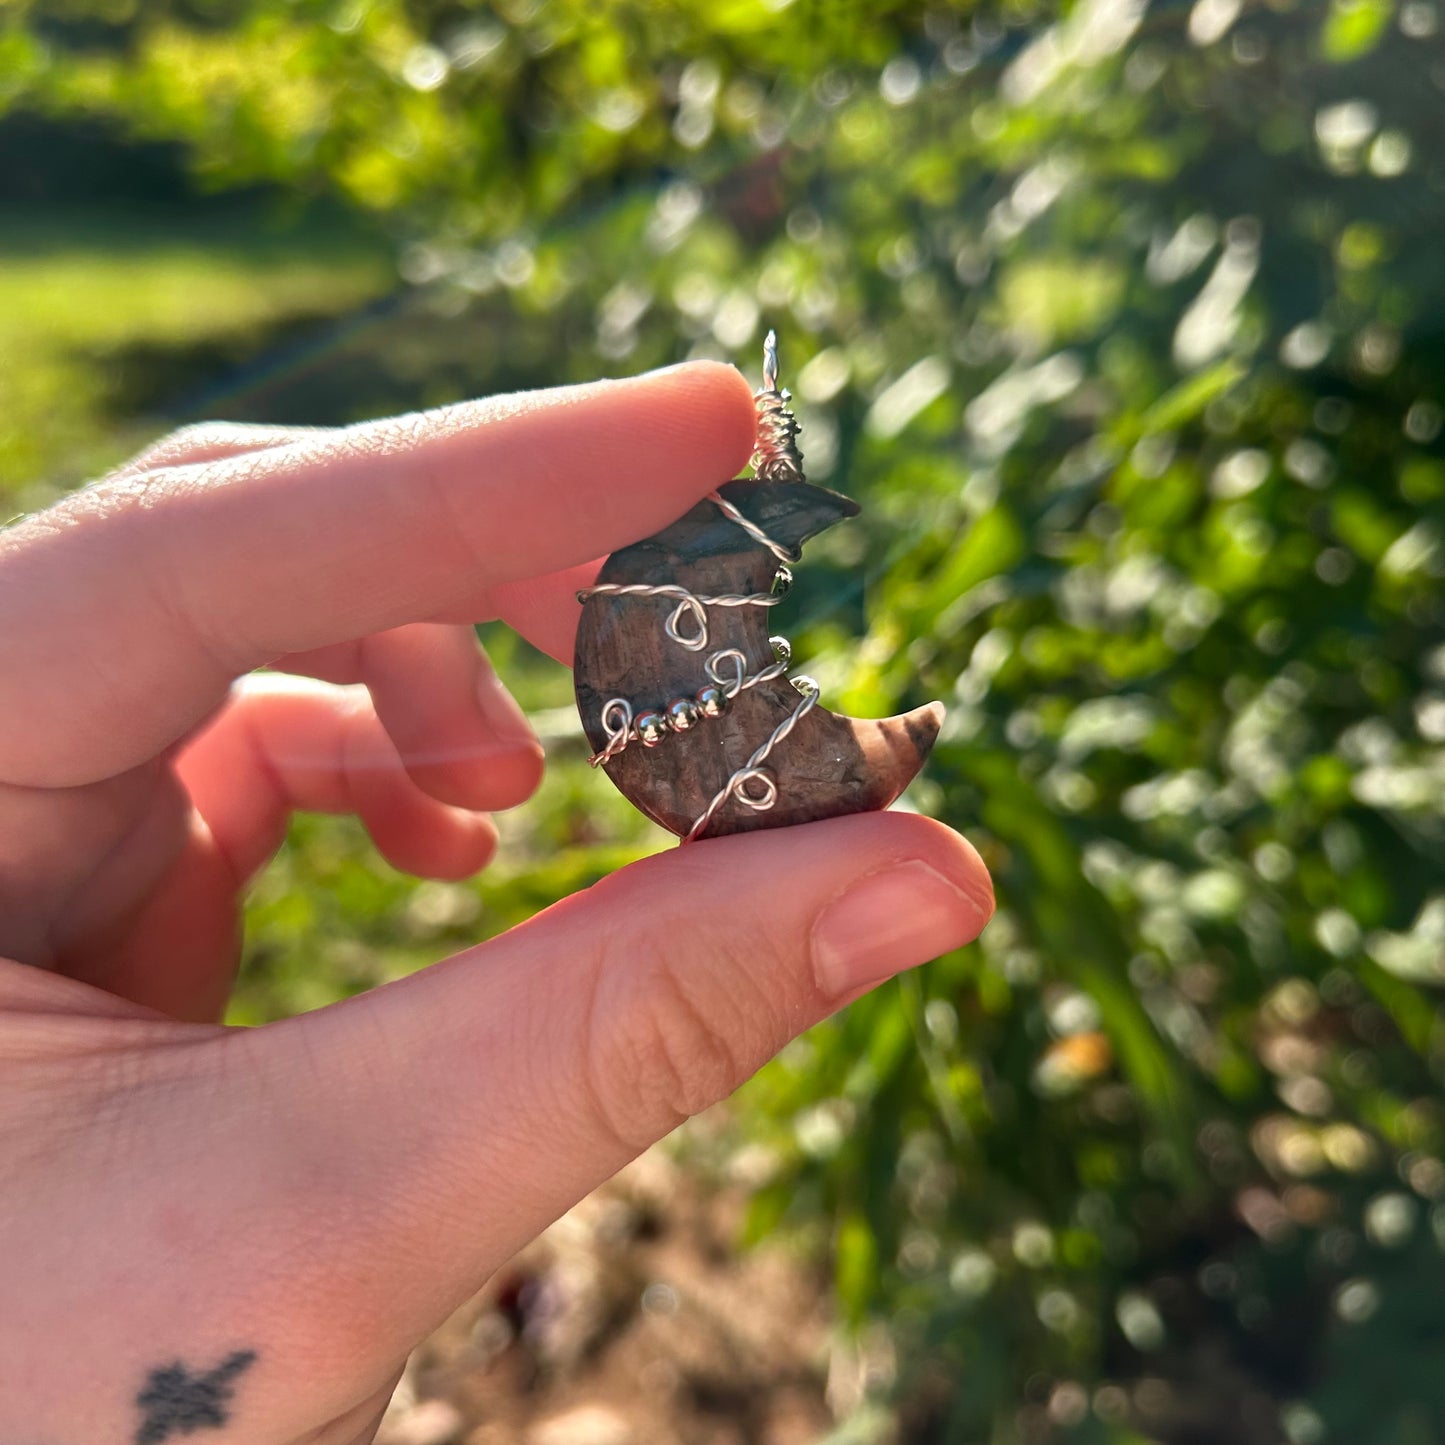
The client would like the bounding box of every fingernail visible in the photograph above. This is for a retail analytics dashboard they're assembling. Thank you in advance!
[811,860,992,1000]
[476,673,538,750]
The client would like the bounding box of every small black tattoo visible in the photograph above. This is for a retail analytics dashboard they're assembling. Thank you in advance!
[133,1349,258,1444]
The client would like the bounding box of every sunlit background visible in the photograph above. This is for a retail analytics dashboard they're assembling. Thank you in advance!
[5,0,1445,1441]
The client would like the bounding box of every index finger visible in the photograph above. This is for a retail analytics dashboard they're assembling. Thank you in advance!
[0,362,756,787]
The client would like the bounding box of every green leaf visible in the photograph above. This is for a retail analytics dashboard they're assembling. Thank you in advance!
[834,1211,880,1329]
[1132,359,1247,440]
[1321,0,1395,61]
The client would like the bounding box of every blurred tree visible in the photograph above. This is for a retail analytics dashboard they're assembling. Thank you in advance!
[5,0,1445,1440]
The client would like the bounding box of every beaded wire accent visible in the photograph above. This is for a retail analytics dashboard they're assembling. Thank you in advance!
[577,331,819,843]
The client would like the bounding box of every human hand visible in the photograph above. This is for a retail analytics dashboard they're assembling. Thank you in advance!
[0,362,993,1444]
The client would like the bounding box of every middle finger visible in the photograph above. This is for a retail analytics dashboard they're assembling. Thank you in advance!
[273,623,544,812]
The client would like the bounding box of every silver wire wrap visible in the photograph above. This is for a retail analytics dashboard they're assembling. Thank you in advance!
[581,578,799,773]
[684,680,818,842]
[705,489,799,562]
[574,580,782,652]
[704,646,783,699]
[750,329,805,484]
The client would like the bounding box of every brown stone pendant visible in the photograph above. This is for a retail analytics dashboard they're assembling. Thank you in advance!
[573,333,943,842]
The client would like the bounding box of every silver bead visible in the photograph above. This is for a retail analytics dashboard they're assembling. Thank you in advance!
[635,710,670,746]
[667,696,700,732]
[695,685,728,718]
[771,565,793,597]
[770,634,792,666]
[791,674,820,699]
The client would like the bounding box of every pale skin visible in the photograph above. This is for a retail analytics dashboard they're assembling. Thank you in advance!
[0,361,994,1444]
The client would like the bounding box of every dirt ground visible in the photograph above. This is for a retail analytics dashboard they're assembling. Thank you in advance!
[375,1149,844,1445]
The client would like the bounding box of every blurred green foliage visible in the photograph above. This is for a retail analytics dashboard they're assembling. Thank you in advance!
[6,0,1445,1440]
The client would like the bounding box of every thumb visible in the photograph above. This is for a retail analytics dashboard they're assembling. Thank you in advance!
[253,812,991,1377]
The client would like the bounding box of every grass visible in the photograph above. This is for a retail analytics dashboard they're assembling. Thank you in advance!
[0,202,394,505]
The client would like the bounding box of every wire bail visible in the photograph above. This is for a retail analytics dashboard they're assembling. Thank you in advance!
[750,329,805,485]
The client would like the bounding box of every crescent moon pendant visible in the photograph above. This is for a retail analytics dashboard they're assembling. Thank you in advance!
[573,475,944,842]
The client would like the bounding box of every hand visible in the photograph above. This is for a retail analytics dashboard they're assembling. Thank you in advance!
[0,362,993,1445]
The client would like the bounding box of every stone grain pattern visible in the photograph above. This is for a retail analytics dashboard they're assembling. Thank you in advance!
[574,479,943,839]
